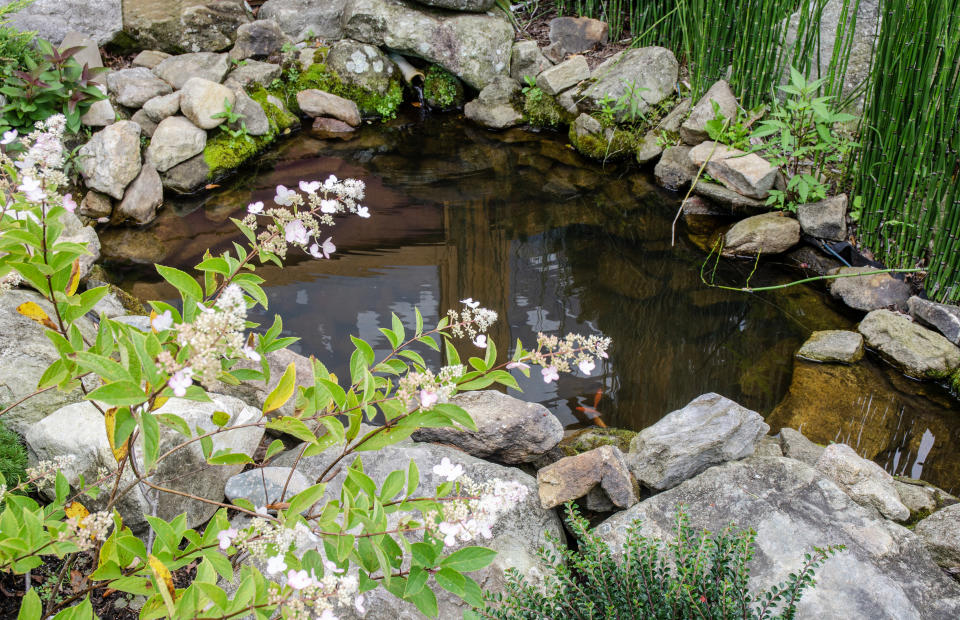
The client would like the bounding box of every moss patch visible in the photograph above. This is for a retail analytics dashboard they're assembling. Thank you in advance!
[295,61,404,119]
[523,87,573,128]
[569,121,648,161]
[423,65,464,110]
[558,427,637,457]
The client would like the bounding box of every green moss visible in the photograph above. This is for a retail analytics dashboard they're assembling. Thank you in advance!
[568,120,648,161]
[558,427,637,457]
[109,284,147,315]
[295,62,404,119]
[523,87,572,128]
[0,421,27,493]
[423,65,464,110]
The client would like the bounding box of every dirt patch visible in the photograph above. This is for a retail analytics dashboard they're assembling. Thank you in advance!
[512,4,630,69]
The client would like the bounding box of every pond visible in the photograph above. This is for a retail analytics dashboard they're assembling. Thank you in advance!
[102,112,960,494]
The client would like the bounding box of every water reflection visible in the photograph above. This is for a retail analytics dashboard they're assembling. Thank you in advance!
[107,112,959,492]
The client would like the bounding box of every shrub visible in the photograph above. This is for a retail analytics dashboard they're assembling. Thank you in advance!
[0,421,27,493]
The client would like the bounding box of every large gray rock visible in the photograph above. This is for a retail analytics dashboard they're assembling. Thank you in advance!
[535,55,590,96]
[223,60,283,90]
[582,47,678,119]
[829,266,912,312]
[796,329,864,363]
[342,0,514,90]
[142,92,181,123]
[464,76,522,129]
[106,68,173,109]
[122,0,251,53]
[179,77,236,129]
[595,457,960,618]
[654,145,697,191]
[693,181,769,215]
[915,504,960,572]
[59,211,100,280]
[412,390,563,464]
[146,116,207,173]
[778,427,825,466]
[723,212,801,255]
[510,40,552,83]
[230,89,270,136]
[229,19,288,61]
[78,121,142,200]
[816,443,910,521]
[679,80,738,145]
[153,52,231,90]
[894,478,956,522]
[537,445,638,511]
[0,0,122,46]
[689,141,779,199]
[160,153,210,194]
[225,466,311,508]
[324,40,400,104]
[132,50,171,69]
[258,0,347,41]
[130,109,158,138]
[116,164,163,226]
[797,195,848,241]
[548,16,608,55]
[858,309,960,379]
[81,98,116,127]
[626,393,769,491]
[908,296,960,345]
[0,289,99,435]
[79,190,113,220]
[296,89,361,126]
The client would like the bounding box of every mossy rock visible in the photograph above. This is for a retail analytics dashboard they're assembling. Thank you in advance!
[557,427,637,458]
[423,65,464,110]
[568,121,649,161]
[295,55,404,120]
[523,88,574,128]
[108,284,148,316]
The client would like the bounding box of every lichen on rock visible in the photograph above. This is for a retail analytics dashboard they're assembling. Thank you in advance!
[295,44,405,119]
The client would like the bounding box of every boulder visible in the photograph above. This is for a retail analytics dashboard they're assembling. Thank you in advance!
[2,0,122,46]
[122,0,250,53]
[908,296,960,345]
[79,191,113,219]
[230,89,270,136]
[656,98,692,134]
[142,92,181,123]
[229,19,288,61]
[723,212,801,255]
[829,266,912,312]
[413,0,493,11]
[115,164,163,226]
[179,77,236,129]
[160,153,211,194]
[778,427,825,466]
[537,445,638,511]
[595,457,960,618]
[0,289,98,435]
[258,0,347,41]
[679,80,738,145]
[797,329,864,363]
[816,443,910,521]
[464,76,522,129]
[78,121,142,200]
[689,141,778,199]
[153,52,231,90]
[146,116,207,173]
[894,478,956,522]
[582,47,678,119]
[797,195,848,241]
[296,90,361,126]
[510,40,552,83]
[132,50,171,69]
[324,39,401,102]
[654,145,697,190]
[342,0,514,90]
[548,16,608,56]
[310,117,356,139]
[80,98,116,127]
[915,503,960,572]
[754,434,784,457]
[412,390,563,464]
[626,392,769,491]
[223,60,283,90]
[225,467,311,508]
[857,309,960,379]
[106,67,173,109]
[535,55,590,96]
[692,181,769,215]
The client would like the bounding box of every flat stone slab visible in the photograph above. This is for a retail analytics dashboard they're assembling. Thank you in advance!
[829,266,911,312]
[797,330,864,363]
[908,296,960,345]
[537,445,638,511]
[858,309,960,379]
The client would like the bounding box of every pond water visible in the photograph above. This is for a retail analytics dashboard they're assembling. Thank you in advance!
[103,112,960,494]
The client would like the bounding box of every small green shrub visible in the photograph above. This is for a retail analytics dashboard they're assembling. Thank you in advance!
[0,421,27,492]
[0,0,39,82]
[423,65,463,110]
[472,504,843,619]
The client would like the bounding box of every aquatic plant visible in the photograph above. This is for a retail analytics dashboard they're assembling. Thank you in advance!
[423,65,464,110]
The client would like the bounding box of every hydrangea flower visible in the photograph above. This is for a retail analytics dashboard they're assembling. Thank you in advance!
[433,457,464,482]
[541,366,559,384]
[266,554,287,575]
[247,201,264,215]
[217,527,238,550]
[151,309,173,332]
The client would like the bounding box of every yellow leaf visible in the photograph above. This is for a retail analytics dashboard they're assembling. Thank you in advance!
[153,396,169,410]
[17,301,57,330]
[262,362,296,415]
[65,501,89,526]
[66,258,81,296]
[104,407,128,462]
[148,554,177,615]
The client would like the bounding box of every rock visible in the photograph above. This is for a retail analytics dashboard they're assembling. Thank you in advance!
[464,76,522,129]
[679,80,738,144]
[894,478,955,521]
[179,77,236,129]
[258,0,347,41]
[548,16,608,56]
[225,467,311,508]
[915,504,960,572]
[723,212,800,256]
[2,0,121,46]
[229,19,287,61]
[535,55,590,96]
[323,39,401,104]
[689,141,778,199]
[538,427,637,468]
[230,89,270,136]
[626,393,769,490]
[223,60,282,90]
[123,0,251,53]
[783,244,843,276]
[296,90,360,126]
[80,98,116,127]
[106,67,173,109]
[342,0,514,90]
[310,117,356,139]
[214,348,314,419]
[635,132,662,164]
[78,121,142,200]
[572,112,602,139]
[858,309,960,379]
[654,145,697,190]
[130,109,158,138]
[0,290,98,435]
[160,153,210,194]
[816,443,910,521]
[556,89,580,116]
[542,40,565,64]
[908,296,960,345]
[413,0,493,11]
[510,40,552,83]
[537,445,638,511]
[146,116,207,172]
[778,427,825,466]
[116,164,163,225]
[582,47,678,119]
[692,181,769,215]
[797,194,848,241]
[595,457,960,618]
[829,266,912,312]
[80,190,113,219]
[657,98,692,134]
[412,390,563,464]
[131,50,170,69]
[142,92,181,123]
[754,434,784,457]
[59,211,100,280]
[797,330,864,363]
[112,315,153,332]
[153,52,231,90]
[60,32,105,83]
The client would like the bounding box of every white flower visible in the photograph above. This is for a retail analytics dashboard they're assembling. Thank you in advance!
[309,237,336,259]
[242,345,261,362]
[286,569,312,590]
[356,205,370,218]
[255,505,269,515]
[284,219,309,245]
[438,521,461,547]
[320,199,339,214]
[217,527,238,550]
[247,201,264,214]
[151,309,173,332]
[0,129,17,145]
[419,389,439,409]
[541,366,559,384]
[354,594,366,615]
[460,298,480,309]
[299,180,321,194]
[323,174,338,189]
[274,184,297,206]
[506,361,529,370]
[318,610,338,620]
[323,560,344,575]
[433,457,464,482]
[18,176,44,202]
[62,193,76,213]
[472,334,487,348]
[578,359,596,375]
[266,554,287,575]
[168,368,193,397]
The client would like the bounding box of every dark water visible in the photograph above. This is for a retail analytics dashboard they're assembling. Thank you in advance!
[104,113,960,493]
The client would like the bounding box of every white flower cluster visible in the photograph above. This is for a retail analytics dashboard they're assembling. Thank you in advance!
[59,510,113,552]
[26,454,76,491]
[0,115,73,226]
[528,332,611,384]
[0,270,22,295]
[397,364,465,411]
[446,298,498,342]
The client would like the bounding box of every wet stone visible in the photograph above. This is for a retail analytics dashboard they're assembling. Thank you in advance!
[797,329,864,363]
[828,266,912,312]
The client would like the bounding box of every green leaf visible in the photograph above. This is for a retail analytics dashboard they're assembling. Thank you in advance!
[264,439,286,460]
[391,313,405,345]
[406,585,438,618]
[286,483,326,516]
[379,470,405,502]
[141,410,160,472]
[208,452,254,466]
[156,265,203,301]
[262,362,296,414]
[435,567,465,596]
[351,334,375,364]
[18,586,41,620]
[265,417,317,444]
[410,542,437,567]
[87,381,148,406]
[211,410,230,427]
[407,460,420,497]
[440,546,496,572]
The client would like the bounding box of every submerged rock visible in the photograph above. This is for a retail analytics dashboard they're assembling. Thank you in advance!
[723,212,800,256]
[908,296,960,345]
[858,309,960,379]
[816,443,910,521]
[797,329,864,363]
[679,80,737,145]
[537,445,638,511]
[828,266,912,312]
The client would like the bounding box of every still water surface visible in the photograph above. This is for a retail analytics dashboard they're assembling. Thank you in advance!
[106,113,960,493]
